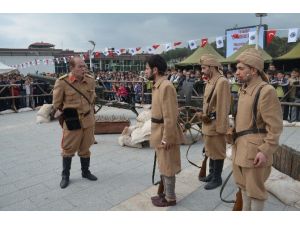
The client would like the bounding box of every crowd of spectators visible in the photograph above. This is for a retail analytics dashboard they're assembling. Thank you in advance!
[1,66,300,122]
[0,72,53,111]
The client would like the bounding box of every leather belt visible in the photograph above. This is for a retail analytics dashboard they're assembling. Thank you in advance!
[234,128,267,141]
[151,117,164,124]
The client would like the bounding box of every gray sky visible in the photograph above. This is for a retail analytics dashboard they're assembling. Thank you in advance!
[0,13,299,52]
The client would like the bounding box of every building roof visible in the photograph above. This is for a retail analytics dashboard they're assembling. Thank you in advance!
[28,42,55,49]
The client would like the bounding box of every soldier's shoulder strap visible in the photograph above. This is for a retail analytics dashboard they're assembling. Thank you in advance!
[58,74,68,80]
[252,83,268,128]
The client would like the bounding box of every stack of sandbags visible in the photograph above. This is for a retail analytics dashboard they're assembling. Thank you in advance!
[118,109,151,149]
[265,167,300,209]
[0,109,14,115]
[118,126,143,149]
[18,107,33,112]
[36,104,54,124]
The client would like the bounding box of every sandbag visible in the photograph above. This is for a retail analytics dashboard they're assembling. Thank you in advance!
[36,104,53,123]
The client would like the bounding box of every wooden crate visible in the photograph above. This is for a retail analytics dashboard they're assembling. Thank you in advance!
[94,120,130,134]
[273,144,300,181]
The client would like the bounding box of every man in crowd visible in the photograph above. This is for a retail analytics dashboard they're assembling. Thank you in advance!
[232,48,283,210]
[146,54,184,207]
[289,68,300,122]
[53,56,97,189]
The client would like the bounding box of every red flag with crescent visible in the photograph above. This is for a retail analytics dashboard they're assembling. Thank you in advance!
[267,30,277,46]
[201,38,208,47]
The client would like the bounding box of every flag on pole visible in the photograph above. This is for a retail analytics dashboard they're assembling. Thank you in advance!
[216,36,224,48]
[115,49,122,56]
[128,48,136,55]
[147,46,154,54]
[266,30,277,46]
[152,44,160,50]
[174,41,182,47]
[288,28,298,43]
[248,31,257,45]
[201,38,208,47]
[165,43,172,52]
[188,40,197,50]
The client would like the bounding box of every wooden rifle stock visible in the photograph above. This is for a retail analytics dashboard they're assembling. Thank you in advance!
[232,188,243,211]
[198,155,208,179]
[157,175,164,196]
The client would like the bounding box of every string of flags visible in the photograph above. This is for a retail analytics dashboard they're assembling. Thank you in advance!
[9,27,299,69]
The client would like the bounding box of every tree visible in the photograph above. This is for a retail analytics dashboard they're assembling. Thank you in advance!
[265,37,300,57]
[161,47,196,62]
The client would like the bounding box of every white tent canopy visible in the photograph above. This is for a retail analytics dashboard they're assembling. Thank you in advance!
[0,61,15,74]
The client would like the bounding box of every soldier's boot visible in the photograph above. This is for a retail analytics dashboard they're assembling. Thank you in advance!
[242,190,251,211]
[60,157,72,189]
[199,159,214,182]
[204,159,224,190]
[251,198,265,211]
[80,157,98,181]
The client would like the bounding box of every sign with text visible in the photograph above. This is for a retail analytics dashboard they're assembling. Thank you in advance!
[225,25,267,57]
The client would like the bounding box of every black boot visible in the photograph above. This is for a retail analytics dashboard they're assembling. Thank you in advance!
[199,159,214,182]
[80,157,97,181]
[204,159,224,190]
[60,157,72,189]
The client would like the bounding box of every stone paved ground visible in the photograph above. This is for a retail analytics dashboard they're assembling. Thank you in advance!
[0,107,299,211]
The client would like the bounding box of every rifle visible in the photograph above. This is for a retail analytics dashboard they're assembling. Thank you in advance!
[232,188,243,211]
[152,152,165,196]
[198,147,208,179]
[198,155,208,179]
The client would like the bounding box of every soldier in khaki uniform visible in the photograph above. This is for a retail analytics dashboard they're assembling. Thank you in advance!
[199,54,231,190]
[53,56,97,189]
[145,55,184,207]
[232,48,283,210]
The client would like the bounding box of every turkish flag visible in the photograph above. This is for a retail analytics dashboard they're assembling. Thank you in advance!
[136,47,141,52]
[94,51,101,58]
[152,44,160,49]
[267,30,277,46]
[201,38,208,47]
[174,41,182,47]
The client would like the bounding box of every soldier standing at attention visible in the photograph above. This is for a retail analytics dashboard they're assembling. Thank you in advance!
[232,48,283,210]
[53,56,97,189]
[145,55,184,207]
[199,54,231,190]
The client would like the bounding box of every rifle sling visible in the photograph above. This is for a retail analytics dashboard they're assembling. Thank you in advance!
[63,79,92,105]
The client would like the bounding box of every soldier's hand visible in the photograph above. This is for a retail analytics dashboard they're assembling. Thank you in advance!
[253,152,267,167]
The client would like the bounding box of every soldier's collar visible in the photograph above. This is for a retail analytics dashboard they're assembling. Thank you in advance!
[242,76,263,95]
[153,76,167,89]
[68,73,88,84]
[207,73,222,85]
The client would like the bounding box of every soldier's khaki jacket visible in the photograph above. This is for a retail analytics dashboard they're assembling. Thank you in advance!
[232,76,283,168]
[53,73,96,129]
[150,76,184,176]
[202,73,231,135]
